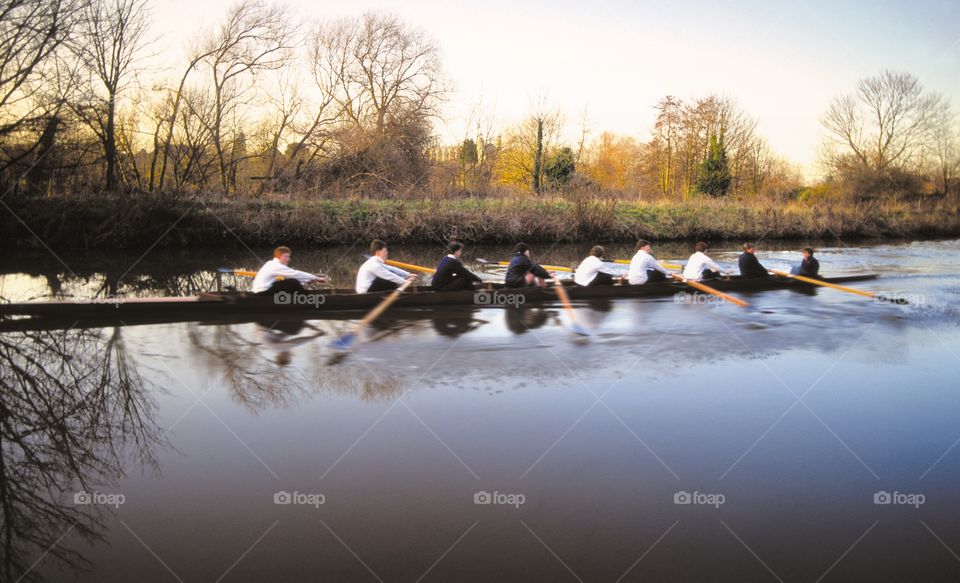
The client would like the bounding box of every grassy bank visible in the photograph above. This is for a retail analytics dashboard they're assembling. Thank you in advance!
[4,194,960,249]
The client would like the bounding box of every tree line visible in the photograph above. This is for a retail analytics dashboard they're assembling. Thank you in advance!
[0,0,957,201]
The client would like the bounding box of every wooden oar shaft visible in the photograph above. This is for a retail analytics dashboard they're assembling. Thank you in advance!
[495,261,572,272]
[673,275,750,308]
[612,258,682,270]
[385,259,435,274]
[357,279,414,328]
[769,269,875,298]
[553,281,577,317]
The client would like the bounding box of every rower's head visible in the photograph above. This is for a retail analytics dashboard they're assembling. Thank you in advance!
[370,239,389,260]
[447,241,464,259]
[743,243,755,255]
[635,239,652,253]
[802,247,814,260]
[274,246,292,265]
[695,241,708,253]
[589,245,605,259]
[514,242,530,257]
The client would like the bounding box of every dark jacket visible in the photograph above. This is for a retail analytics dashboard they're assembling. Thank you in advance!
[738,252,768,278]
[505,253,550,288]
[431,256,482,290]
[799,256,820,276]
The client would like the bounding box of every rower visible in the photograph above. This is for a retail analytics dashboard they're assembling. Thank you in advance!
[505,243,553,288]
[574,245,619,286]
[791,247,820,276]
[738,243,769,278]
[682,242,731,281]
[356,239,418,293]
[627,239,673,284]
[251,246,324,295]
[431,241,483,291]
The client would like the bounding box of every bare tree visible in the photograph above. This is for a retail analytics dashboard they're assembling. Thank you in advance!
[306,13,447,190]
[202,0,295,193]
[73,0,150,191]
[822,70,943,177]
[312,13,447,135]
[929,102,960,196]
[154,0,295,193]
[0,0,87,179]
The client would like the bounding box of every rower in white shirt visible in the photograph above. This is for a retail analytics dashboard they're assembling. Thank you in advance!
[682,242,732,281]
[627,239,673,285]
[356,239,418,293]
[574,245,620,286]
[252,246,325,294]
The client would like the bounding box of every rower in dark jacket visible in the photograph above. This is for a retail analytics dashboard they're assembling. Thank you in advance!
[431,241,483,291]
[738,243,769,278]
[791,247,820,276]
[505,242,552,288]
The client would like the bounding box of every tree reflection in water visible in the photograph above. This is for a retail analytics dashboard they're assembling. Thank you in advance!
[186,319,427,408]
[0,328,161,583]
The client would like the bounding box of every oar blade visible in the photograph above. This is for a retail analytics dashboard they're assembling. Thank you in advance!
[330,331,358,352]
[569,322,591,337]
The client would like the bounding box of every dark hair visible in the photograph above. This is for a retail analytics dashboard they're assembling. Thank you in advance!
[695,241,708,253]
[743,243,755,252]
[514,242,530,255]
[447,241,464,254]
[370,239,388,254]
[635,239,651,250]
[803,247,815,255]
[589,245,605,258]
[273,246,291,258]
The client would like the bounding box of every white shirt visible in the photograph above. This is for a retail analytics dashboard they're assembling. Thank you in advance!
[574,255,618,286]
[356,256,410,293]
[251,258,318,293]
[627,250,672,284]
[682,251,723,281]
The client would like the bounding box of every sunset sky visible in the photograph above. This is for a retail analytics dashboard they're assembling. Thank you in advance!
[152,0,960,177]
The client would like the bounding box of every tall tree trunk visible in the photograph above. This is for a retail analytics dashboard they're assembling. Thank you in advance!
[533,119,543,195]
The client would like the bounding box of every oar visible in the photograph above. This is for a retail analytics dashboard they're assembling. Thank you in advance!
[552,280,590,336]
[769,269,907,304]
[670,274,750,308]
[610,258,683,270]
[331,279,415,351]
[477,259,573,272]
[219,267,261,278]
[384,258,435,274]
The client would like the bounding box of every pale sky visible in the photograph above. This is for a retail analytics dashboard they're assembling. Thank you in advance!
[149,0,960,177]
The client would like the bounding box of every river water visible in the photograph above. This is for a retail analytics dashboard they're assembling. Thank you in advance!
[2,239,960,582]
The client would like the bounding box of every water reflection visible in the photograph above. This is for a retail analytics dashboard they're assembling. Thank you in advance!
[0,328,161,582]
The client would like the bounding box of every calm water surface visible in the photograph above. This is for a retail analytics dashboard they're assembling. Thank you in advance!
[2,239,960,582]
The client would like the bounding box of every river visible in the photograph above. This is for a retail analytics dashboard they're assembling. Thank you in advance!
[2,239,959,582]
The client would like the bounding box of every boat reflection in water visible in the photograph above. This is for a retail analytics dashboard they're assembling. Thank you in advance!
[0,328,162,583]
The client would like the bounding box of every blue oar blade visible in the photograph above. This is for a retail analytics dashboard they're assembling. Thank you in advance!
[331,332,357,351]
[569,322,591,337]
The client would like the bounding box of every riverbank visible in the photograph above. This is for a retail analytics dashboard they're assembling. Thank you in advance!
[4,193,959,249]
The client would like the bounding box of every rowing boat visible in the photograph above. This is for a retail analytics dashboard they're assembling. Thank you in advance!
[0,274,878,331]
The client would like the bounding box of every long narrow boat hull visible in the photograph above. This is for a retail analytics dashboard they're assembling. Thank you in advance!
[0,275,879,331]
